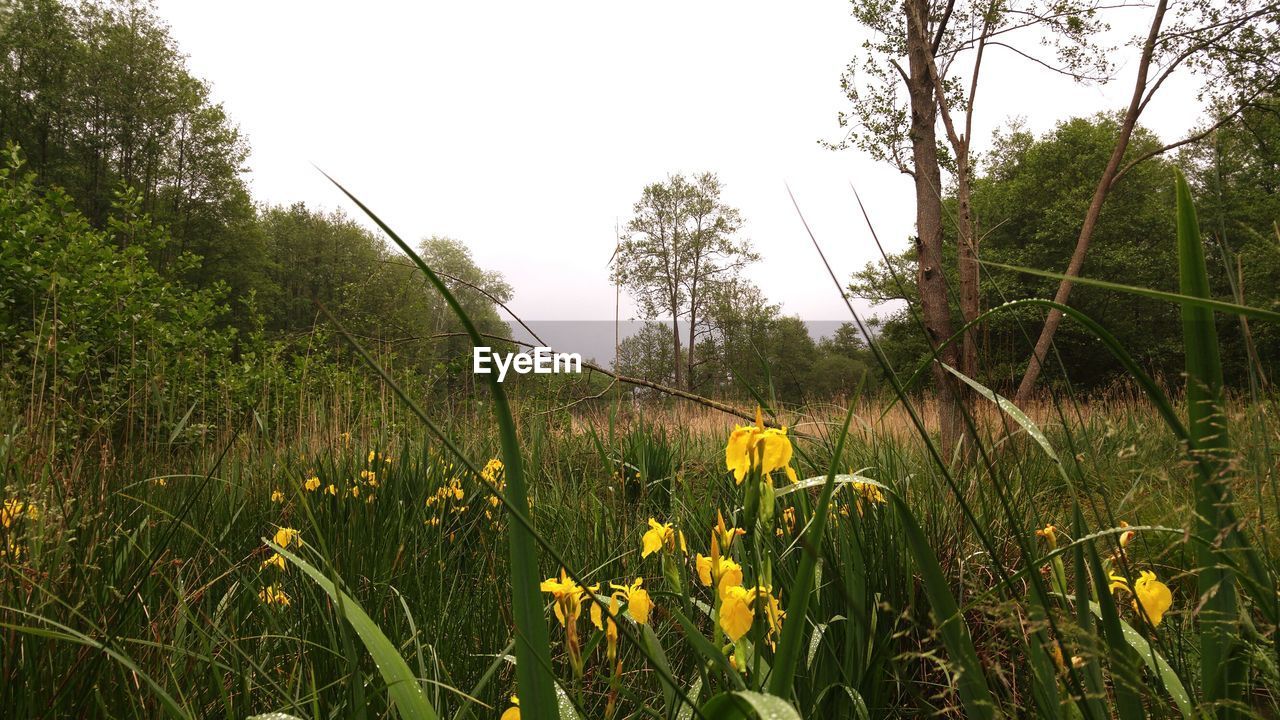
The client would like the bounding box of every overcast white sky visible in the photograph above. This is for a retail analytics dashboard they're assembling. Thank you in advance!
[153,1,1203,322]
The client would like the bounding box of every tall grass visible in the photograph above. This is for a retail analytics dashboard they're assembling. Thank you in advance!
[1,174,1277,718]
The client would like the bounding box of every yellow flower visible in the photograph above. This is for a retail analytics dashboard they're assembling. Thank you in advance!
[271,489,284,503]
[725,411,798,484]
[481,458,505,485]
[350,484,360,498]
[500,695,520,720]
[850,481,886,514]
[720,584,756,642]
[155,477,168,487]
[540,569,586,628]
[368,450,377,464]
[641,518,686,558]
[2,498,35,528]
[1,539,23,561]
[1109,570,1173,626]
[1036,524,1059,550]
[613,577,652,625]
[695,554,743,599]
[261,553,286,571]
[1118,521,1135,548]
[272,527,301,549]
[590,592,620,632]
[714,510,746,551]
[761,589,785,646]
[258,584,291,606]
[304,476,321,492]
[781,507,796,535]
[360,469,378,486]
[324,484,338,496]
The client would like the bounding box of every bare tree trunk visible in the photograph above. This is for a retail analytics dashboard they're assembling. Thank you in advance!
[1012,0,1168,405]
[671,300,683,389]
[906,0,966,457]
[955,156,980,379]
[687,260,700,390]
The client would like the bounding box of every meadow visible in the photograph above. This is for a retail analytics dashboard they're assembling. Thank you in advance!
[3,179,1278,720]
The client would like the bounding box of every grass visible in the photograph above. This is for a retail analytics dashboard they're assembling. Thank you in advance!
[2,387,1276,717]
[2,177,1278,718]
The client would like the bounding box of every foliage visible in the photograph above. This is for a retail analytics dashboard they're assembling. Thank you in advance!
[613,172,757,389]
[0,146,233,444]
[850,115,1279,390]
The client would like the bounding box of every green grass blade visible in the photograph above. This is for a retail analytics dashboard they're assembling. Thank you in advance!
[320,173,558,717]
[0,615,191,719]
[270,542,438,720]
[984,261,1280,323]
[1176,171,1245,716]
[1082,602,1192,718]
[668,606,747,691]
[887,491,997,720]
[767,401,857,698]
[699,690,802,719]
[641,623,679,716]
[1084,542,1146,720]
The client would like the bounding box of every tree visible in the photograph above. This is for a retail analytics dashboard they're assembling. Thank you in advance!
[613,173,756,390]
[0,0,265,305]
[1013,0,1280,404]
[849,116,1228,390]
[832,0,1110,454]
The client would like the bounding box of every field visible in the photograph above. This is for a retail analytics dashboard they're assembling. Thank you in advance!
[3,226,1278,718]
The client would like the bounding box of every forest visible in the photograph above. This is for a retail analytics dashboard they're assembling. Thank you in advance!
[2,0,1279,718]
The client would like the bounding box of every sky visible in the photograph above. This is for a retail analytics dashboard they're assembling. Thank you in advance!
[153,1,1204,324]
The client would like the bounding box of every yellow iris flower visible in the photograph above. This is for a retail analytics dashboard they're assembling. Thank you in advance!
[714,510,746,551]
[1118,521,1135,548]
[1,498,36,528]
[304,476,321,492]
[540,569,586,628]
[270,489,284,503]
[850,481,887,514]
[718,584,784,644]
[613,577,652,625]
[261,553,286,571]
[724,408,797,484]
[1036,524,1059,550]
[1110,570,1172,626]
[500,695,520,720]
[258,585,291,606]
[272,527,300,549]
[696,554,744,599]
[641,518,686,558]
[481,458,505,484]
[324,484,338,496]
[719,585,757,642]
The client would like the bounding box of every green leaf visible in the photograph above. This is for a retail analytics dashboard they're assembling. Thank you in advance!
[1176,170,1247,717]
[700,691,802,719]
[269,542,438,720]
[1084,602,1192,718]
[773,473,877,497]
[642,623,679,716]
[940,363,1072,490]
[767,402,857,698]
[984,260,1280,323]
[1083,542,1145,720]
[321,175,558,718]
[888,492,998,720]
[668,606,747,691]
